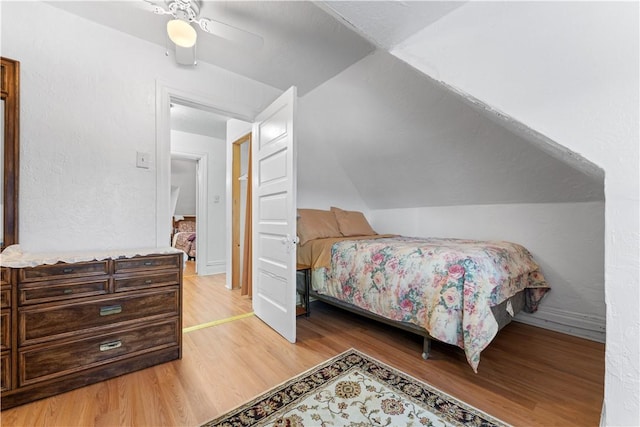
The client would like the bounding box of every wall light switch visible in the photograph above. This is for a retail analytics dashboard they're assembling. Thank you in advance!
[136,151,151,169]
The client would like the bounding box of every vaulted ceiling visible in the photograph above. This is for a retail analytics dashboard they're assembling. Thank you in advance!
[298,50,604,208]
[46,1,376,95]
[44,0,604,207]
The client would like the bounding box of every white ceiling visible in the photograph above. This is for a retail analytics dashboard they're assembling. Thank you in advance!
[46,1,463,138]
[318,1,466,50]
[42,0,604,206]
[45,0,374,138]
[46,0,378,95]
[170,102,228,138]
[46,1,468,93]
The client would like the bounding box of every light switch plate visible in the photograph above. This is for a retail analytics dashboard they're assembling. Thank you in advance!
[136,151,151,169]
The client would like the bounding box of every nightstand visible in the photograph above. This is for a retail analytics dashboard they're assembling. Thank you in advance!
[296,264,311,317]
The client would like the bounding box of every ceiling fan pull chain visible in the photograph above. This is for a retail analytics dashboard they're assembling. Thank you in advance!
[165,24,170,57]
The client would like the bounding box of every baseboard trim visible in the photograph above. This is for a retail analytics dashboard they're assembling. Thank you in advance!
[515,306,606,343]
[201,260,225,276]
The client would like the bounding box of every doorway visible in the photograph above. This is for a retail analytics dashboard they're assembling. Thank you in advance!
[156,83,260,283]
[231,133,251,291]
[170,153,202,273]
[168,101,236,276]
[156,83,298,344]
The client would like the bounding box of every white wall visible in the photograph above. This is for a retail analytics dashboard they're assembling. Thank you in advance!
[393,2,639,424]
[172,131,226,275]
[1,1,280,253]
[372,202,605,341]
[296,93,368,212]
[170,158,197,215]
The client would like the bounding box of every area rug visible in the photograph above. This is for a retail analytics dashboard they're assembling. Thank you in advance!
[202,348,509,427]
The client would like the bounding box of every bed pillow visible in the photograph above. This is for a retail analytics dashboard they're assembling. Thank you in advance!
[331,207,377,237]
[297,209,342,245]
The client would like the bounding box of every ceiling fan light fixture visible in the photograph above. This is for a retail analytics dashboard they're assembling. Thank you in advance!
[167,19,197,48]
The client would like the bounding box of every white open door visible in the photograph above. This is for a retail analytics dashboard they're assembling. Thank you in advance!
[252,87,297,343]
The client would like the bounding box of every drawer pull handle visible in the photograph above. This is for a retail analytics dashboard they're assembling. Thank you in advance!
[145,279,152,284]
[144,261,153,266]
[99,305,122,316]
[62,267,74,274]
[99,340,122,352]
[63,289,73,295]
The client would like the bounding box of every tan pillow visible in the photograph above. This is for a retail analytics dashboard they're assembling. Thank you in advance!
[297,209,342,245]
[331,207,377,237]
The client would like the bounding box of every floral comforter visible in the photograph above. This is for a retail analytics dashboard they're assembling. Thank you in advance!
[172,232,196,259]
[311,236,550,371]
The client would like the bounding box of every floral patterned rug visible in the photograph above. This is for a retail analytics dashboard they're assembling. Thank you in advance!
[202,349,509,427]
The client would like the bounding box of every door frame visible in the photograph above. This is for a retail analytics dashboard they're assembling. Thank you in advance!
[170,151,207,275]
[155,81,254,257]
[231,133,251,289]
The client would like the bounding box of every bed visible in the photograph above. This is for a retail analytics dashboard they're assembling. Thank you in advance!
[296,207,550,372]
[172,215,196,260]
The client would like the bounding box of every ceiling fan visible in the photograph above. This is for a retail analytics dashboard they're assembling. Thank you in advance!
[142,0,263,65]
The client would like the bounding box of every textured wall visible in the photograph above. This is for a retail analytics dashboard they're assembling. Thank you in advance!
[170,158,197,216]
[1,1,279,252]
[393,2,639,424]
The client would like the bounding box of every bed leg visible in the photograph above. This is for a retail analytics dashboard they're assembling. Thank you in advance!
[422,337,431,360]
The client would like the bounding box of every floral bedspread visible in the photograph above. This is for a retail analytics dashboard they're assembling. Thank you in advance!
[172,232,196,259]
[311,236,550,371]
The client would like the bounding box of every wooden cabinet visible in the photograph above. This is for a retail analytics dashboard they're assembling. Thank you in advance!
[1,267,12,393]
[0,252,183,410]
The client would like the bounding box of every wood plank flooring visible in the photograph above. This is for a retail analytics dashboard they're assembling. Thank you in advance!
[1,262,605,426]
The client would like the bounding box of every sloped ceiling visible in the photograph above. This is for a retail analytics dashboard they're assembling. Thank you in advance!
[42,0,604,208]
[46,0,375,95]
[318,1,466,50]
[300,50,604,208]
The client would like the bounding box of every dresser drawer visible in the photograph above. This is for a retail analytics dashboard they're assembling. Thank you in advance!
[1,268,11,309]
[114,254,181,274]
[19,318,180,386]
[1,309,9,350]
[0,287,10,309]
[19,288,180,346]
[19,261,109,283]
[1,350,10,392]
[19,277,110,305]
[1,267,9,285]
[114,271,180,293]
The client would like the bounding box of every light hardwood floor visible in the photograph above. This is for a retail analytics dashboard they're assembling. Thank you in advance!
[1,262,605,426]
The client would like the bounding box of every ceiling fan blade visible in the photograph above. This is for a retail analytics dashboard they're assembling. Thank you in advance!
[196,17,264,50]
[135,0,172,16]
[152,6,173,16]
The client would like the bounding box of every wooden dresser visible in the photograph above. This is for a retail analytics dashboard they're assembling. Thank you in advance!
[0,251,183,410]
